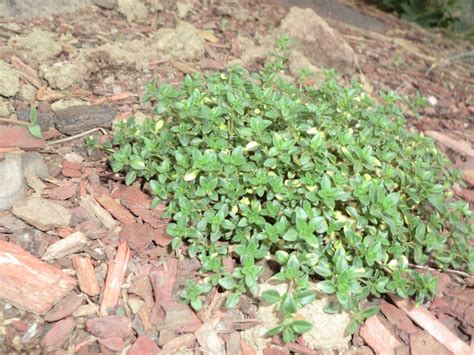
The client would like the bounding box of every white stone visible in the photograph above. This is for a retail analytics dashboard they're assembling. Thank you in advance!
[0,153,26,211]
[40,62,85,90]
[117,0,149,23]
[0,61,20,97]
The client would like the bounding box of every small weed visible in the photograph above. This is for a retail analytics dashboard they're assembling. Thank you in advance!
[28,105,42,139]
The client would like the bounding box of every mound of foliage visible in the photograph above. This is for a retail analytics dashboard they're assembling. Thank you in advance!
[372,0,473,34]
[109,49,473,341]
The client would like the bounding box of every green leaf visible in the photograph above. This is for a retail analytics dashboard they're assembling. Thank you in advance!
[262,289,281,304]
[219,277,236,290]
[190,297,202,311]
[28,124,42,139]
[317,280,336,294]
[265,325,285,338]
[345,318,359,335]
[184,170,199,181]
[290,320,312,334]
[281,295,297,315]
[225,293,241,308]
[130,157,146,170]
[125,170,137,185]
[361,306,379,319]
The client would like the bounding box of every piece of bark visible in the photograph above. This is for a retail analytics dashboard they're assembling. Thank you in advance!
[380,300,419,335]
[100,240,130,316]
[127,335,161,355]
[80,195,117,229]
[424,131,474,157]
[44,185,77,200]
[41,317,76,351]
[149,258,179,324]
[0,240,77,314]
[0,126,45,150]
[86,315,133,338]
[360,314,403,355]
[410,331,452,355]
[227,332,241,355]
[72,255,100,296]
[54,104,116,135]
[45,292,84,322]
[62,159,82,178]
[42,231,88,261]
[462,169,474,186]
[390,295,471,355]
[95,194,135,225]
[98,337,125,352]
[160,334,196,355]
[10,55,42,88]
[119,222,154,251]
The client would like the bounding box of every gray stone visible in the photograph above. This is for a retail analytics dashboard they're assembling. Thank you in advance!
[241,279,351,352]
[9,29,62,62]
[117,0,149,23]
[54,104,116,135]
[92,0,116,9]
[229,35,274,67]
[177,0,193,18]
[152,21,204,61]
[22,152,50,179]
[40,62,86,90]
[12,198,72,231]
[51,98,88,112]
[0,98,13,117]
[0,153,26,211]
[0,61,20,97]
[0,0,91,19]
[19,84,37,102]
[279,7,357,74]
[288,50,325,83]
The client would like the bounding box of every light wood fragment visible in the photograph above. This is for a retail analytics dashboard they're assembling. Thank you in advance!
[80,195,117,229]
[100,240,130,316]
[95,194,135,225]
[391,295,471,355]
[424,130,474,157]
[72,255,100,296]
[42,232,88,261]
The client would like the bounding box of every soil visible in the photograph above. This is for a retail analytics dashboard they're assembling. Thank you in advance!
[0,0,473,354]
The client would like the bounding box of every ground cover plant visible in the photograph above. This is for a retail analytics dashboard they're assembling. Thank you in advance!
[109,41,473,342]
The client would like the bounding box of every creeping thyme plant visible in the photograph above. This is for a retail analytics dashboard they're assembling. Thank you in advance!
[109,39,473,342]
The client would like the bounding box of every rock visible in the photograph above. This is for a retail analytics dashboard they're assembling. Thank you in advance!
[0,0,91,19]
[230,35,273,67]
[0,60,20,97]
[153,22,204,61]
[0,153,26,211]
[288,50,324,82]
[19,84,37,102]
[0,97,13,116]
[279,7,357,74]
[17,107,54,130]
[22,152,49,179]
[177,0,193,18]
[51,98,88,112]
[12,198,72,231]
[86,316,133,339]
[117,0,149,23]
[40,62,85,90]
[9,29,62,62]
[54,104,116,135]
[149,0,164,12]
[241,279,351,352]
[92,0,116,9]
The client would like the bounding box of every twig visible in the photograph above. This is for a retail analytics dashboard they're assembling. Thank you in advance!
[0,117,30,126]
[409,263,471,278]
[426,51,474,75]
[45,127,107,147]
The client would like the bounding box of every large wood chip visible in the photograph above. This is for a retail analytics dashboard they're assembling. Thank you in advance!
[42,231,88,261]
[424,131,474,157]
[72,255,100,296]
[390,295,472,355]
[80,195,117,229]
[359,314,403,355]
[95,194,135,225]
[100,240,130,316]
[0,240,76,314]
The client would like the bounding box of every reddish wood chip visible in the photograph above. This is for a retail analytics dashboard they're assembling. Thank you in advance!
[119,222,154,251]
[240,339,257,355]
[44,185,77,200]
[380,300,419,335]
[160,334,195,355]
[127,335,160,355]
[410,331,452,355]
[462,169,474,186]
[263,345,290,354]
[0,126,45,150]
[390,295,472,355]
[98,337,125,352]
[45,292,84,322]
[153,226,172,247]
[86,316,133,339]
[62,160,82,177]
[0,240,77,314]
[360,315,403,355]
[95,194,135,225]
[72,255,100,297]
[100,240,130,316]
[41,318,76,350]
[149,258,179,324]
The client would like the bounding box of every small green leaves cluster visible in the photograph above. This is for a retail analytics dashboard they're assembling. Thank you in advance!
[110,56,473,340]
